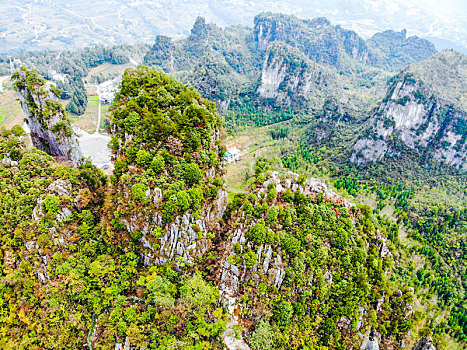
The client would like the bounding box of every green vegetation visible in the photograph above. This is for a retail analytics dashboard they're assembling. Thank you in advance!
[0,12,465,350]
[223,158,415,349]
[0,68,227,349]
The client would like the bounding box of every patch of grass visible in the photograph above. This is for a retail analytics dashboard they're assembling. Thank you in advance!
[0,88,24,128]
[89,95,99,105]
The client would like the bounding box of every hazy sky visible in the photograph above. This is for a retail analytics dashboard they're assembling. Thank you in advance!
[1,0,466,53]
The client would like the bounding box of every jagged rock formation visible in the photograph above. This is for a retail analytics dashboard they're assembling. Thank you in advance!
[253,13,436,71]
[412,336,436,350]
[367,29,437,71]
[106,66,228,267]
[257,42,324,107]
[12,68,83,166]
[0,64,428,348]
[143,13,437,124]
[124,188,228,266]
[216,169,414,349]
[257,41,388,113]
[351,51,467,169]
[254,13,375,68]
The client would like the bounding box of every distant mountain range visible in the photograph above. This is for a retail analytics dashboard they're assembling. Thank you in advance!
[0,0,465,54]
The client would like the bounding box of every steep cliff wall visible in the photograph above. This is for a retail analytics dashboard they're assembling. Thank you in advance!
[256,41,384,117]
[105,66,228,267]
[351,52,467,169]
[254,13,436,72]
[253,13,374,68]
[12,68,83,166]
[257,42,321,107]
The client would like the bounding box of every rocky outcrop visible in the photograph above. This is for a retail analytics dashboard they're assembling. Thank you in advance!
[362,329,380,350]
[257,42,317,107]
[218,171,357,349]
[351,53,467,169]
[257,41,355,109]
[412,336,436,350]
[368,29,437,71]
[253,13,374,68]
[254,13,436,71]
[129,189,228,266]
[13,69,83,166]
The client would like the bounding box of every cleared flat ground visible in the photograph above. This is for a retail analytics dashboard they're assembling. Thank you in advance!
[0,79,24,128]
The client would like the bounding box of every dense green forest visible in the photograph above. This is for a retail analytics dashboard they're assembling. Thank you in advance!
[0,11,465,350]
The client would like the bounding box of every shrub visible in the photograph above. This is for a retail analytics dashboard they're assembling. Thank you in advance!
[113,160,128,177]
[162,195,178,223]
[131,183,147,201]
[247,219,268,244]
[150,155,165,174]
[274,301,293,326]
[135,149,152,168]
[43,195,61,216]
[205,185,218,199]
[267,206,279,224]
[267,186,277,201]
[179,272,219,311]
[243,249,258,268]
[281,234,301,256]
[243,199,253,214]
[108,137,120,151]
[188,188,204,210]
[176,190,191,212]
[11,125,25,136]
[145,274,176,308]
[249,321,275,350]
[183,163,203,186]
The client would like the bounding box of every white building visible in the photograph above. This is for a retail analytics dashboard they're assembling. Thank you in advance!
[225,147,241,163]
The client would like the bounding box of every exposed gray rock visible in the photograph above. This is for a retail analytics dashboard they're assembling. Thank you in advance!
[47,179,72,196]
[351,59,467,169]
[13,69,84,167]
[56,207,72,221]
[412,336,436,350]
[362,329,380,350]
[123,336,130,350]
[263,245,273,273]
[375,231,391,258]
[1,156,11,167]
[32,198,45,221]
[324,270,333,285]
[376,294,385,313]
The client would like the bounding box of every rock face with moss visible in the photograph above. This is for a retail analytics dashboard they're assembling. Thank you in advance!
[0,68,229,350]
[254,13,436,72]
[351,51,467,170]
[217,165,414,349]
[106,66,227,266]
[12,68,83,166]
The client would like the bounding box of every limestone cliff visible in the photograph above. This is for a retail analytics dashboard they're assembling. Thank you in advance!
[253,13,374,68]
[351,51,467,169]
[254,13,436,72]
[256,41,384,115]
[257,42,320,107]
[105,66,228,267]
[12,68,83,166]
